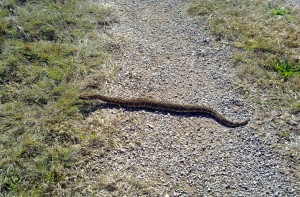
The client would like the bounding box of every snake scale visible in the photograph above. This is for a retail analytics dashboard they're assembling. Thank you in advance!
[79,94,250,127]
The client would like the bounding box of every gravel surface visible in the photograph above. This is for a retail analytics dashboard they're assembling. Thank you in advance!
[285,0,300,6]
[82,0,299,196]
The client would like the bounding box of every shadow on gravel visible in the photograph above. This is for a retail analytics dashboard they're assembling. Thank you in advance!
[81,102,245,128]
[79,102,107,116]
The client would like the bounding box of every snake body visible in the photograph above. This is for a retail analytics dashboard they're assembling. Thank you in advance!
[79,94,249,127]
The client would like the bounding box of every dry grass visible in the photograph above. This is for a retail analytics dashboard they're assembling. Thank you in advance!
[188,0,300,184]
[0,0,120,195]
[188,0,300,118]
[47,110,157,196]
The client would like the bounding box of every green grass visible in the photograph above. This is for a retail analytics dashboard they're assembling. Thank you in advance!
[0,0,117,195]
[188,0,300,113]
[273,59,300,80]
[271,6,291,16]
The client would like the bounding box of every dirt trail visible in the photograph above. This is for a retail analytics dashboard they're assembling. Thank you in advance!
[82,0,298,196]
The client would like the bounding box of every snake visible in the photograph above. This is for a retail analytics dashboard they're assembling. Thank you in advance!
[79,94,250,127]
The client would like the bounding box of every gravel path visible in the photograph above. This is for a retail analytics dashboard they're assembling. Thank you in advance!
[286,0,300,6]
[83,0,299,196]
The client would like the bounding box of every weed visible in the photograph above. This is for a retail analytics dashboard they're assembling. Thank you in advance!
[270,6,291,16]
[273,59,300,80]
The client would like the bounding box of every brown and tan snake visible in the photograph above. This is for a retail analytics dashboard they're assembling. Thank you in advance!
[79,94,250,127]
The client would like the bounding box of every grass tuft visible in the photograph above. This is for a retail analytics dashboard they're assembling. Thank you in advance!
[273,59,300,80]
[270,6,291,16]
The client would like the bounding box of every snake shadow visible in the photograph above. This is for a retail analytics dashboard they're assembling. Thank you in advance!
[80,102,243,128]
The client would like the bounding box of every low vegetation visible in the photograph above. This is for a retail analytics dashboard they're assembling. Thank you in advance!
[0,0,118,195]
[188,1,300,185]
[188,0,300,113]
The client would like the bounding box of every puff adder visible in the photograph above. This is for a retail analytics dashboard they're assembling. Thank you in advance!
[80,94,250,127]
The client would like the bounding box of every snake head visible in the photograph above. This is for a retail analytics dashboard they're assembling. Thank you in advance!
[79,94,90,100]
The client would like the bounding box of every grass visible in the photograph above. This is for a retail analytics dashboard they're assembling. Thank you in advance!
[188,0,300,113]
[0,0,118,195]
[271,6,291,16]
[188,0,300,186]
[273,59,300,80]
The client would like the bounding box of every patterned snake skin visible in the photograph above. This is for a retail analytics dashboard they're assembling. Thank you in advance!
[79,94,250,127]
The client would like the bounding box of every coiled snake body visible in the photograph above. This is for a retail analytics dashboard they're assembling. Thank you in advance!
[80,94,249,127]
